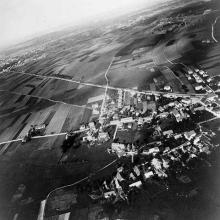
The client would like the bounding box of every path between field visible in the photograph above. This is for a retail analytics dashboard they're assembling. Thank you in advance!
[2,70,206,99]
[0,89,92,111]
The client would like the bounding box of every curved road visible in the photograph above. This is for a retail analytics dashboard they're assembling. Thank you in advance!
[41,158,118,219]
[212,16,219,43]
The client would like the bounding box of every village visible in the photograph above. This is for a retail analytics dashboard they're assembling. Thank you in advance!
[50,80,219,207]
[12,55,220,217]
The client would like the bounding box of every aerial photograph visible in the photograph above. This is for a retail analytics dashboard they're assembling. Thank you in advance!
[0,0,220,219]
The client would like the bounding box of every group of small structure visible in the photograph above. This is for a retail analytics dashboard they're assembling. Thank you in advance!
[22,124,46,143]
[66,86,219,206]
[74,124,217,209]
[185,66,219,94]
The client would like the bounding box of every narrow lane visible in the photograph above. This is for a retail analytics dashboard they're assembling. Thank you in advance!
[100,57,115,118]
[0,89,92,110]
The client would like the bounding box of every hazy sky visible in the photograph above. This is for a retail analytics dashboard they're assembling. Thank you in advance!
[0,0,164,49]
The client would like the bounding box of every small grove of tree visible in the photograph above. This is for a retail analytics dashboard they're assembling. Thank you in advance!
[61,133,83,154]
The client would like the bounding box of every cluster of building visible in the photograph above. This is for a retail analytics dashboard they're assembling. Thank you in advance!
[54,122,216,215]
[79,75,219,150]
[80,121,110,145]
[201,92,220,116]
[74,88,218,170]
[22,124,46,143]
[185,66,220,116]
[107,93,216,158]
[185,66,218,93]
[86,122,216,205]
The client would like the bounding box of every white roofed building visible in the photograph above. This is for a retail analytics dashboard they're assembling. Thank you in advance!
[158,112,169,118]
[89,121,96,130]
[181,99,191,105]
[143,116,153,123]
[129,181,142,188]
[163,130,173,137]
[164,85,172,91]
[188,69,193,74]
[144,171,154,180]
[111,143,126,157]
[194,84,203,91]
[184,130,196,140]
[121,117,134,124]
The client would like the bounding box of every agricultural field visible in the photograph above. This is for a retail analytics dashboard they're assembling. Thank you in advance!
[0,94,89,154]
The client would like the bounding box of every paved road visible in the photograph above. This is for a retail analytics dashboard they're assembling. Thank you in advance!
[0,129,89,147]
[212,16,219,43]
[4,70,114,91]
[100,57,115,118]
[2,69,206,100]
[198,116,219,125]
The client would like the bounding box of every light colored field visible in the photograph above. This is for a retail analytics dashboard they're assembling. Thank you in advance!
[45,104,71,134]
[165,37,193,60]
[0,114,28,142]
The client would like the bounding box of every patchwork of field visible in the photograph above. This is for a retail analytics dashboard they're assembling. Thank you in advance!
[0,92,92,155]
[0,71,106,106]
[13,32,123,86]
[2,3,217,96]
[0,0,218,157]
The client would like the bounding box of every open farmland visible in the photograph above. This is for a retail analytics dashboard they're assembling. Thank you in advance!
[0,90,93,219]
[13,31,123,86]
[0,71,107,107]
[0,92,91,154]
